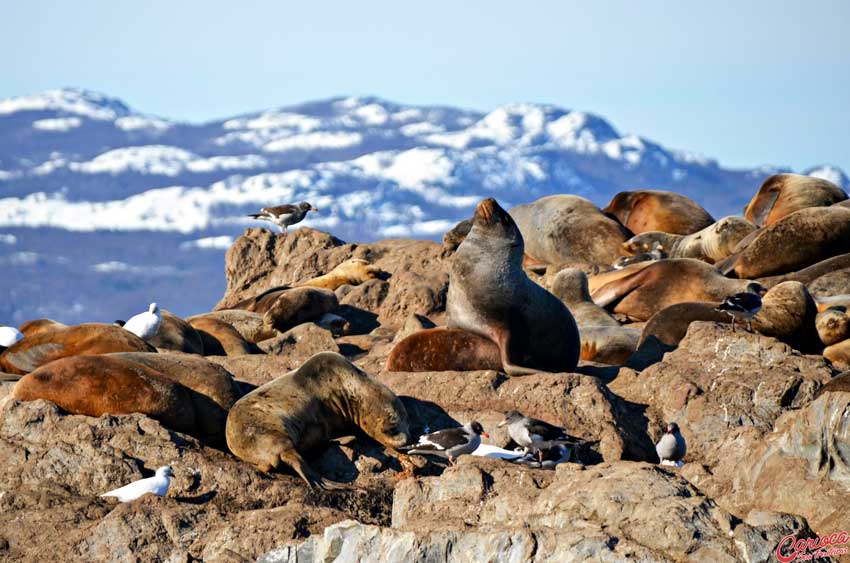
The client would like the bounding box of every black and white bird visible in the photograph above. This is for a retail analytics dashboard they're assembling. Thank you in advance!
[0,326,24,350]
[100,466,174,502]
[122,303,162,341]
[655,422,687,467]
[716,282,767,331]
[613,241,666,270]
[401,421,489,465]
[247,202,318,234]
[498,410,590,463]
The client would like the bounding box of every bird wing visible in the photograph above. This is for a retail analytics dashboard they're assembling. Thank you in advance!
[718,293,761,312]
[524,417,570,441]
[262,204,297,216]
[402,427,469,452]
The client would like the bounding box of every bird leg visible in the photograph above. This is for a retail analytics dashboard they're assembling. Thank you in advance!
[448,455,456,466]
[280,226,288,235]
[746,319,754,333]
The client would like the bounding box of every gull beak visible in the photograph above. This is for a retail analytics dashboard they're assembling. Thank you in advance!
[482,432,490,439]
[497,420,507,428]
[311,206,320,212]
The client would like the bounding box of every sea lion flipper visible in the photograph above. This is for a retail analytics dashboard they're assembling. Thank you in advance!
[493,325,544,377]
[281,450,347,490]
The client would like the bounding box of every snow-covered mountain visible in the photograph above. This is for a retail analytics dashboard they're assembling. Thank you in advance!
[0,88,846,324]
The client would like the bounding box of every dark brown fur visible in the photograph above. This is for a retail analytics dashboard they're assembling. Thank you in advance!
[603,190,714,235]
[744,173,847,227]
[225,286,339,332]
[386,327,502,372]
[188,317,257,356]
[0,323,154,375]
[147,310,204,354]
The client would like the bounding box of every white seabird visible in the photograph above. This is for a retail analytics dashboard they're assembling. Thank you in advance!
[100,466,174,502]
[0,326,24,349]
[122,303,162,341]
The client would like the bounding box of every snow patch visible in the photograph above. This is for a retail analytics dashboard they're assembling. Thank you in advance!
[263,131,362,152]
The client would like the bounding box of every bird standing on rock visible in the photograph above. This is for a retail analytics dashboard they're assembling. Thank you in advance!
[100,466,174,502]
[716,282,767,331]
[247,202,318,234]
[401,421,489,465]
[122,303,162,341]
[655,422,687,467]
[498,410,590,463]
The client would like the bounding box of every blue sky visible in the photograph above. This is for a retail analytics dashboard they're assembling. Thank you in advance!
[2,1,848,172]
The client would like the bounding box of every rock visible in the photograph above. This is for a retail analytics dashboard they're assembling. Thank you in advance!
[258,323,340,363]
[187,309,281,343]
[148,310,205,355]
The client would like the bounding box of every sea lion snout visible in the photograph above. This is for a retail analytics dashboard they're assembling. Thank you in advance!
[475,198,498,225]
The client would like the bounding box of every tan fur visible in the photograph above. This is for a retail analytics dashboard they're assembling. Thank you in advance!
[622,216,756,264]
[550,268,619,327]
[579,326,640,365]
[816,309,850,346]
[386,327,502,372]
[226,286,339,332]
[298,258,386,291]
[225,352,410,488]
[0,323,154,375]
[188,309,279,343]
[824,339,850,371]
[188,317,256,356]
[10,355,197,435]
[744,173,847,227]
[17,319,67,338]
[603,190,714,235]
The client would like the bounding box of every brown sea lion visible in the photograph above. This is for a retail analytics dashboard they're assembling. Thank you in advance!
[579,326,640,365]
[187,317,257,356]
[225,286,339,333]
[815,295,850,313]
[225,351,410,488]
[744,173,847,227]
[386,327,502,372]
[816,308,850,347]
[718,207,850,279]
[9,355,197,435]
[589,259,754,322]
[509,195,631,265]
[187,309,279,343]
[807,268,850,299]
[602,189,714,235]
[636,281,820,353]
[17,319,67,338]
[147,310,204,355]
[441,218,472,257]
[834,200,850,210]
[297,258,386,291]
[622,216,757,264]
[824,339,850,370]
[757,253,850,289]
[0,323,154,375]
[111,351,243,442]
[447,198,581,375]
[550,268,619,328]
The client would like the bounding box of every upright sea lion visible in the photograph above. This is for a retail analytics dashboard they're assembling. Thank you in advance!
[386,327,502,372]
[17,319,67,338]
[622,216,757,264]
[509,195,631,265]
[0,323,154,375]
[718,207,850,279]
[816,308,850,347]
[147,310,204,355]
[225,352,410,488]
[187,317,257,356]
[744,173,847,227]
[602,190,714,235]
[447,198,581,375]
[297,258,387,291]
[9,355,197,435]
[588,259,755,322]
[550,268,619,328]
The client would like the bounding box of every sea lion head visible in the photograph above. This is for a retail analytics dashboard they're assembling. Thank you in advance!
[358,381,411,448]
[471,198,523,250]
[552,268,592,303]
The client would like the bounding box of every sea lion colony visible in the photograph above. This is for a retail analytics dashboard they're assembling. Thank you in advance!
[2,171,850,492]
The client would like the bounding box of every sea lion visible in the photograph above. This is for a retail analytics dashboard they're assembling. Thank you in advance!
[602,190,714,235]
[111,352,243,442]
[386,327,502,372]
[622,216,757,264]
[441,219,472,258]
[9,355,197,435]
[718,207,850,279]
[744,173,847,227]
[225,286,339,333]
[147,310,204,355]
[225,351,410,488]
[834,200,850,210]
[588,259,756,322]
[815,295,850,313]
[807,268,850,299]
[0,323,154,375]
[447,198,581,375]
[550,268,619,328]
[297,258,387,291]
[635,281,820,353]
[579,326,640,365]
[613,241,666,269]
[757,253,850,289]
[187,309,279,343]
[187,317,257,356]
[17,319,67,338]
[816,308,850,347]
[824,339,850,371]
[509,195,631,265]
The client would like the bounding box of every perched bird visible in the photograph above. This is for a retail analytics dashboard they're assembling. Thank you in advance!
[247,202,318,234]
[401,421,489,465]
[100,466,174,502]
[613,241,666,270]
[122,303,162,341]
[498,410,590,462]
[655,422,687,467]
[0,326,24,350]
[716,282,767,331]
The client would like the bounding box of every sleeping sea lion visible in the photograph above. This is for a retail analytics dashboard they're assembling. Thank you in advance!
[602,189,714,235]
[744,173,847,227]
[622,216,757,264]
